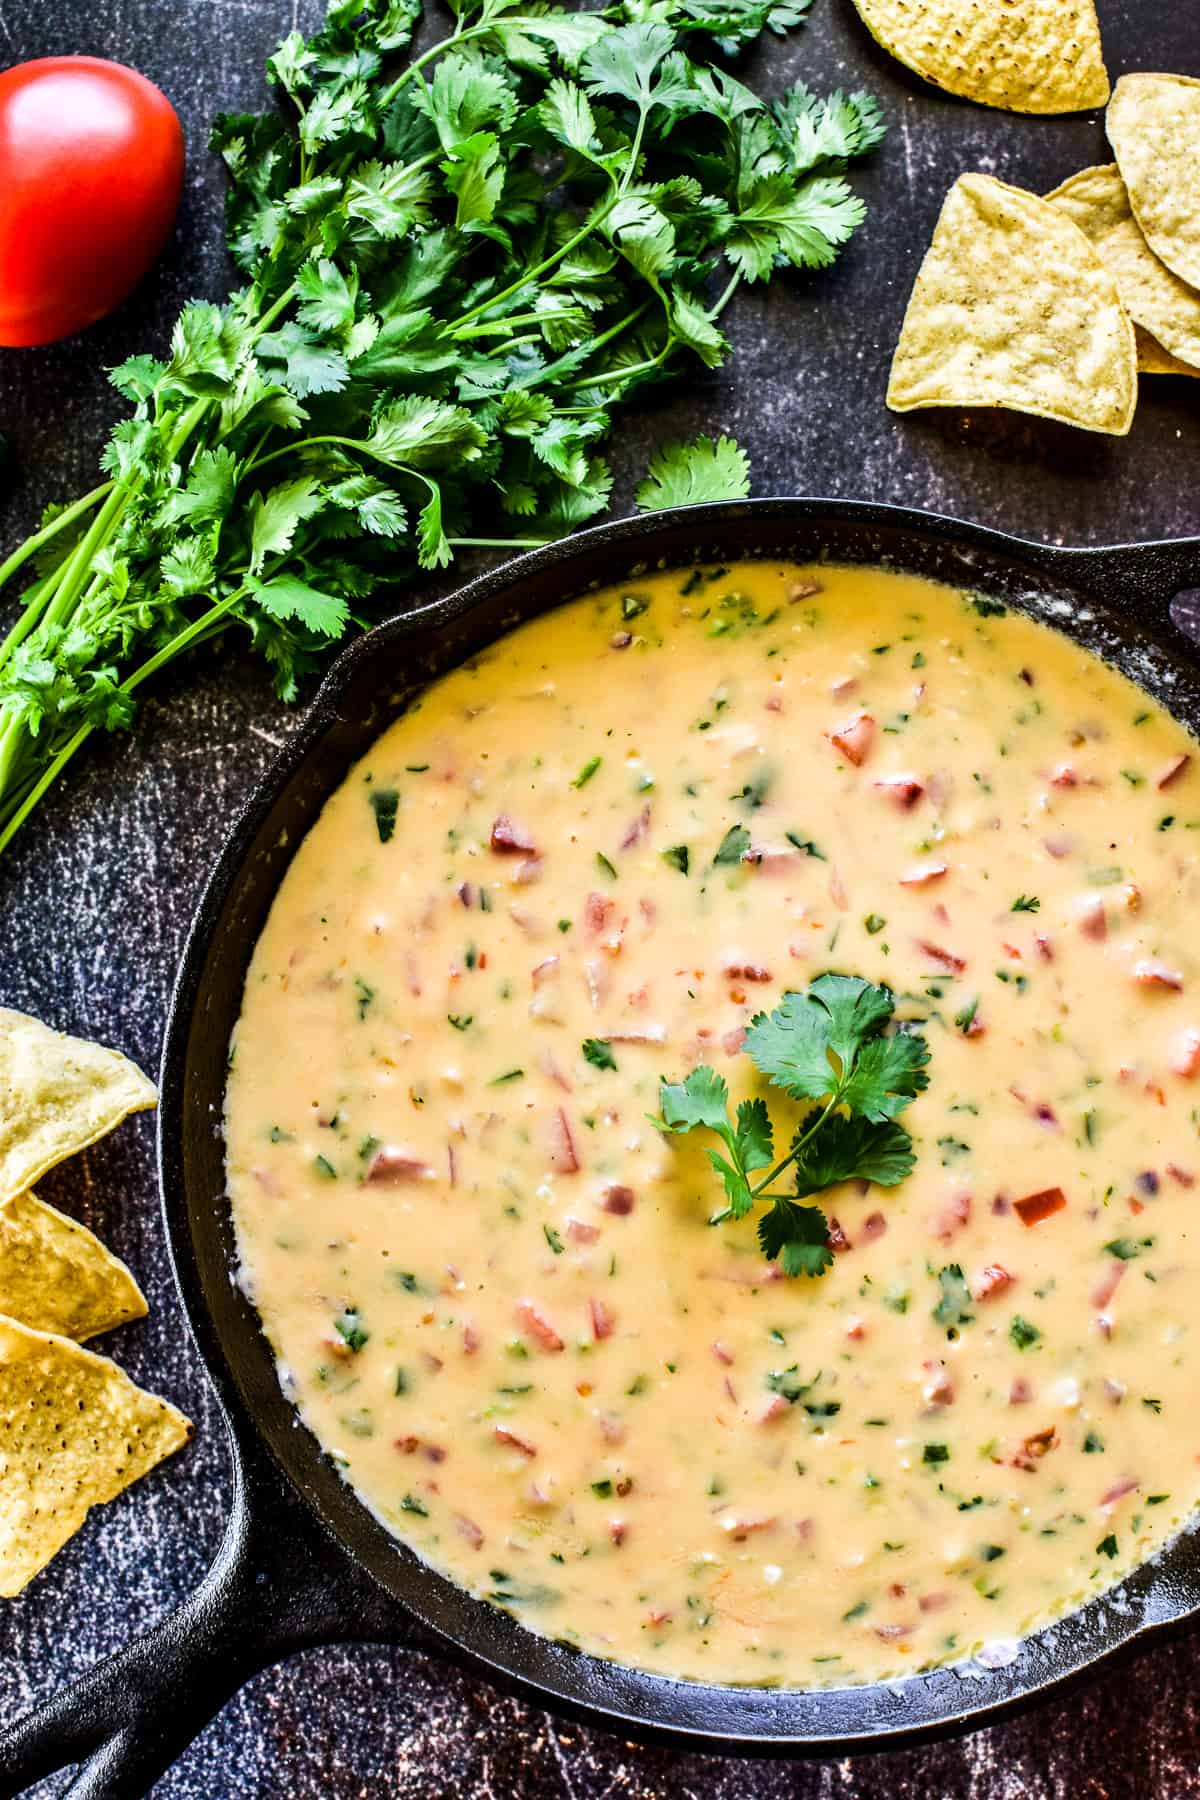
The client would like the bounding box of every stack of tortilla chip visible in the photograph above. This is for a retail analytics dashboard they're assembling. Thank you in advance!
[888,74,1200,434]
[0,1008,192,1596]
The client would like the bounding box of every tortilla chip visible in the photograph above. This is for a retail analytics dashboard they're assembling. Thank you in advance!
[1108,74,1200,292]
[0,1189,148,1341]
[1134,324,1199,379]
[0,1008,156,1203]
[1046,165,1200,371]
[850,0,1109,115]
[0,1314,191,1596]
[888,174,1138,436]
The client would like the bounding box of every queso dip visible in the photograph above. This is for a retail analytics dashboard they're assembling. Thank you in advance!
[225,562,1200,1686]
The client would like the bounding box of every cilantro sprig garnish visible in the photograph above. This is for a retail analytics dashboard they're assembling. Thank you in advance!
[0,0,886,858]
[655,975,929,1276]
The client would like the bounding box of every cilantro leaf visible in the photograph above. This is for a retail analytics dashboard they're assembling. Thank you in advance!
[706,1146,757,1218]
[635,435,752,511]
[804,973,895,1069]
[255,321,350,397]
[743,988,839,1101]
[487,12,607,72]
[792,1112,915,1197]
[327,474,407,538]
[156,445,239,530]
[415,51,518,153]
[735,1095,774,1172]
[248,478,326,575]
[757,1199,833,1278]
[775,86,886,168]
[838,1029,931,1122]
[714,823,751,865]
[933,1264,974,1331]
[442,132,506,228]
[160,538,217,598]
[656,1069,771,1220]
[246,575,349,638]
[415,483,452,571]
[744,975,922,1112]
[727,176,865,281]
[582,23,682,115]
[764,1363,809,1403]
[344,159,434,238]
[657,1066,732,1136]
[681,0,816,56]
[539,79,601,156]
[108,353,165,404]
[954,996,979,1035]
[296,257,360,333]
[367,397,486,469]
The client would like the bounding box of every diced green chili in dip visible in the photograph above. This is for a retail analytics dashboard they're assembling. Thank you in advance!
[225,562,1200,1686]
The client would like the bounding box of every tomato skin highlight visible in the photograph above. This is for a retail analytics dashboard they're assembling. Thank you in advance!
[0,57,184,347]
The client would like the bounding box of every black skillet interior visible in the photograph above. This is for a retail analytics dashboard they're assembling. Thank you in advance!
[7,500,1200,1800]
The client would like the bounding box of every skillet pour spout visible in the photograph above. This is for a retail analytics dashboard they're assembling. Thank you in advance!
[4,499,1200,1799]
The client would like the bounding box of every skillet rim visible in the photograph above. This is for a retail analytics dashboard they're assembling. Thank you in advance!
[159,494,1200,1754]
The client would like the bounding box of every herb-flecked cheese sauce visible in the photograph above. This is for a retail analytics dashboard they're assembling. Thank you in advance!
[226,563,1200,1686]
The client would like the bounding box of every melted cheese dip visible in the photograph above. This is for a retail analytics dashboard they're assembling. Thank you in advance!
[226,563,1200,1687]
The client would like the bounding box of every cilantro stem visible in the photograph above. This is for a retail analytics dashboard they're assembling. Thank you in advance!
[0,717,27,807]
[0,481,114,607]
[565,345,670,392]
[711,272,743,319]
[446,201,617,335]
[248,286,299,343]
[121,587,249,687]
[0,565,70,672]
[247,433,395,475]
[448,536,551,548]
[1,397,209,736]
[38,483,134,635]
[749,1093,840,1198]
[620,108,649,198]
[0,585,250,856]
[0,720,93,854]
[381,13,589,108]
[380,25,483,106]
[564,301,652,368]
[450,310,549,340]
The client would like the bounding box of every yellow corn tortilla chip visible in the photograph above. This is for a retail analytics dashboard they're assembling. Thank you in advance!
[0,1008,156,1202]
[1108,74,1200,292]
[1046,165,1200,372]
[850,0,1109,115]
[1134,324,1199,379]
[0,1314,191,1596]
[0,1189,148,1341]
[888,174,1138,437]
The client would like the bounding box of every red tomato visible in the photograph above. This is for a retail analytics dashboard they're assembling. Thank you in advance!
[0,57,184,347]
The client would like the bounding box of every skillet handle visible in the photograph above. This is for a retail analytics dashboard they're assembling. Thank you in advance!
[1043,537,1200,647]
[0,1427,425,1800]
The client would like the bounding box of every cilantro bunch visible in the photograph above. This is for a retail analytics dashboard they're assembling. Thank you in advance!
[0,0,884,858]
[656,975,929,1275]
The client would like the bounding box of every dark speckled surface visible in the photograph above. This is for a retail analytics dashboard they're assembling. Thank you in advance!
[1,2,1199,1795]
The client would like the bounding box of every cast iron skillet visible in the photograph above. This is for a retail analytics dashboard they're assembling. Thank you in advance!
[5,498,1200,1800]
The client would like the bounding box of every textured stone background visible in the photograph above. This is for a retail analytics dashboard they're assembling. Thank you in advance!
[1,1,1199,1794]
